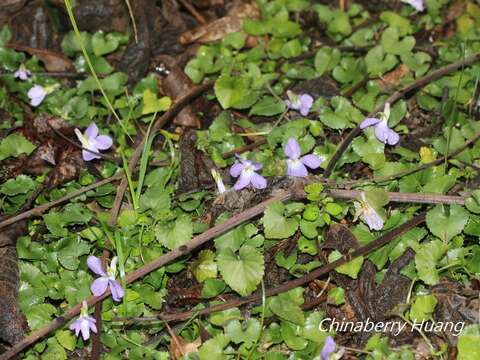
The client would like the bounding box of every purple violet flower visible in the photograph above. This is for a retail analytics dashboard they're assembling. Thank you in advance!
[284,138,322,177]
[285,90,314,116]
[359,103,399,146]
[321,336,336,360]
[229,155,267,191]
[69,301,97,341]
[14,65,31,81]
[75,122,113,161]
[87,256,125,302]
[27,85,47,107]
[353,193,384,231]
[402,0,424,12]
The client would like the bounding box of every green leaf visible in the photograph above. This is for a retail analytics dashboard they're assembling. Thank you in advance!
[269,288,305,325]
[225,319,261,345]
[156,215,193,250]
[55,330,76,351]
[92,31,121,56]
[249,96,285,116]
[0,133,36,161]
[380,27,415,56]
[142,90,171,114]
[41,338,67,360]
[315,47,341,76]
[139,188,171,214]
[328,250,364,279]
[302,312,330,343]
[198,334,230,360]
[281,39,302,58]
[0,175,35,196]
[379,12,412,36]
[426,205,469,242]
[415,240,448,285]
[409,294,437,322]
[262,202,299,239]
[365,45,398,76]
[100,72,128,95]
[222,32,246,49]
[458,325,480,360]
[465,190,480,214]
[214,75,248,109]
[58,238,91,270]
[202,278,226,298]
[280,321,308,350]
[217,245,264,296]
[24,303,57,331]
[192,250,217,282]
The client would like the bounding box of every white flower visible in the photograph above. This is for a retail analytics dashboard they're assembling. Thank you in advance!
[353,193,384,230]
[211,169,227,194]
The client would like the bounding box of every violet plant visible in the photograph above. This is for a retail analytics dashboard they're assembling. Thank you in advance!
[69,301,97,341]
[74,122,113,161]
[230,155,267,190]
[87,255,125,302]
[285,90,314,116]
[359,103,400,146]
[14,64,31,80]
[353,192,384,231]
[284,138,322,177]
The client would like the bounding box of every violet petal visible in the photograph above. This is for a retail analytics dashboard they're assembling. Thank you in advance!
[85,123,99,140]
[301,154,321,169]
[90,277,109,297]
[360,117,381,129]
[386,129,400,145]
[374,122,391,144]
[109,280,125,302]
[234,170,253,190]
[284,138,301,159]
[287,160,309,177]
[250,172,267,189]
[321,336,336,360]
[80,319,91,340]
[230,162,244,178]
[87,256,107,276]
[94,135,113,150]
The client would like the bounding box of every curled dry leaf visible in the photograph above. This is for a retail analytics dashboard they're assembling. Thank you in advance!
[178,2,260,44]
[169,332,201,360]
[162,65,202,128]
[378,64,411,92]
[7,44,72,72]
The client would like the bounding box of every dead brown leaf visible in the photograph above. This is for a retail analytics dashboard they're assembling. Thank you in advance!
[167,323,201,360]
[6,44,72,72]
[179,2,260,44]
[378,64,411,92]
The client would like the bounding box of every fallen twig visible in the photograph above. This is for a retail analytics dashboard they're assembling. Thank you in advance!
[326,189,466,205]
[0,174,123,230]
[324,52,480,177]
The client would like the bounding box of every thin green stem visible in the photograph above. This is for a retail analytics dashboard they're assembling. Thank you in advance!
[64,0,129,136]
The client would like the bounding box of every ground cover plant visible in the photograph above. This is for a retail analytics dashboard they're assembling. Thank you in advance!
[0,0,480,359]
